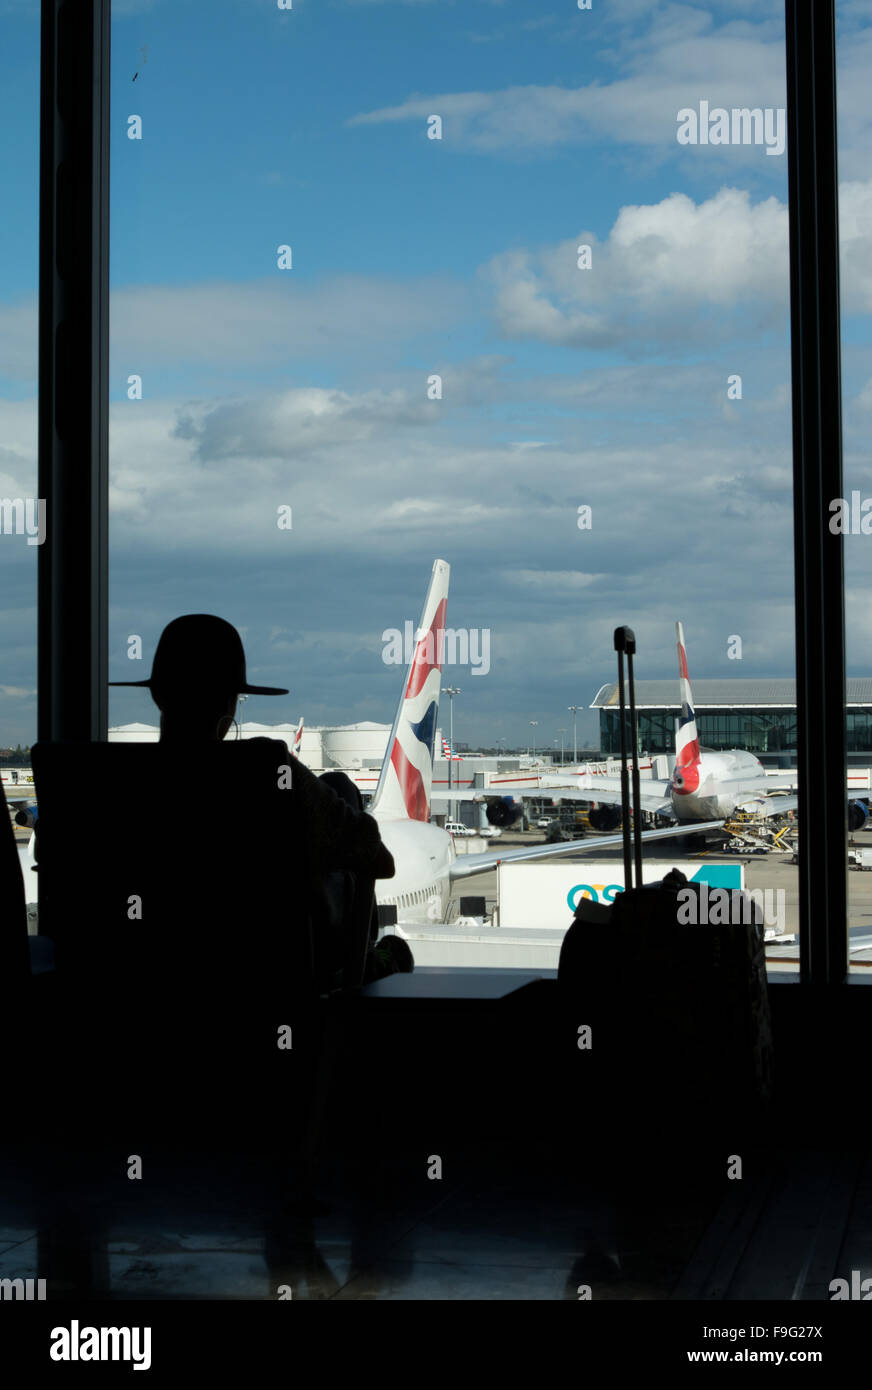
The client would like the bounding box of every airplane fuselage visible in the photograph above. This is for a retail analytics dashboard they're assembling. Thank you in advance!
[670,748,768,821]
[373,814,455,924]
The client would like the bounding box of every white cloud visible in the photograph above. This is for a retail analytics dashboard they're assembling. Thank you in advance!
[482,180,872,350]
[3,172,869,397]
[838,180,872,313]
[505,570,604,591]
[0,400,37,491]
[174,386,436,462]
[0,300,37,382]
[109,274,467,368]
[4,361,867,740]
[345,5,872,179]
[484,186,789,350]
[98,384,803,579]
[348,9,789,157]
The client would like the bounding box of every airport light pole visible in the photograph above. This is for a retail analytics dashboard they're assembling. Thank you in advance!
[529,721,538,761]
[444,687,460,820]
[558,728,567,765]
[568,707,580,765]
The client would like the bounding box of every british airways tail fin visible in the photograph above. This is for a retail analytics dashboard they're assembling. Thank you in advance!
[292,716,303,757]
[370,559,450,822]
[673,621,702,794]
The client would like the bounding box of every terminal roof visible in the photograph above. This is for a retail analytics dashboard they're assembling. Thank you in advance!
[591,678,872,709]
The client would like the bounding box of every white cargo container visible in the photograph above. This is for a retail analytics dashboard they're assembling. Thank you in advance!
[496,860,744,930]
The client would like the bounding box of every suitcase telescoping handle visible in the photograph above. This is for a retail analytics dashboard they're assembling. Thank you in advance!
[614,626,643,891]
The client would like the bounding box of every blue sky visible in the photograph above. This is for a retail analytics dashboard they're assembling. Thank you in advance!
[2,0,872,749]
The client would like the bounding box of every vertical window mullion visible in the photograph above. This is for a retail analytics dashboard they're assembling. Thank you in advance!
[785,0,848,985]
[38,0,110,746]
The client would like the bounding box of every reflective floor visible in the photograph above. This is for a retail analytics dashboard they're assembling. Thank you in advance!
[2,1145,867,1300]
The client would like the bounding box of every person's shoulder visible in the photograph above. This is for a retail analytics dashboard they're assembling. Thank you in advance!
[241,736,300,780]
[245,735,293,759]
[252,746,321,793]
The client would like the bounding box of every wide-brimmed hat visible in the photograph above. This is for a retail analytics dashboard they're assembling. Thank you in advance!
[109,614,288,696]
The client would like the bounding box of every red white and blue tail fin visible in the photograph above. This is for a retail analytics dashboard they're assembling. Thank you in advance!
[370,559,450,822]
[291,716,303,757]
[672,621,701,795]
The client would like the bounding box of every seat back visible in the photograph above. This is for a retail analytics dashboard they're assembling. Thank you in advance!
[32,739,316,1136]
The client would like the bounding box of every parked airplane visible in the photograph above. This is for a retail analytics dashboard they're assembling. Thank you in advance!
[368,563,720,925]
[534,622,796,824]
[463,622,866,830]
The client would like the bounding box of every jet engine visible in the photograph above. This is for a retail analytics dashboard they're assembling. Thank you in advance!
[485,796,523,828]
[588,804,621,832]
[849,799,868,832]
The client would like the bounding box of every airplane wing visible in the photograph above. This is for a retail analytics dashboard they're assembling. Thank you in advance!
[763,774,867,798]
[431,787,531,802]
[449,819,724,880]
[755,784,871,816]
[432,778,674,816]
[735,793,799,816]
[537,777,673,814]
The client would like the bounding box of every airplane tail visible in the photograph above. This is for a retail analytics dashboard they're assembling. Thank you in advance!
[673,621,701,794]
[369,559,450,822]
[292,716,303,757]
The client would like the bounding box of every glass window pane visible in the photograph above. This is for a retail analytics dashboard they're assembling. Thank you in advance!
[1,4,40,926]
[108,1,799,973]
[838,1,872,976]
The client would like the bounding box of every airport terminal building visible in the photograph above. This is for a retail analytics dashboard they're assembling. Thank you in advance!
[591,678,872,766]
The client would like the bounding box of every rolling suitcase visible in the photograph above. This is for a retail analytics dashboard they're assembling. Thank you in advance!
[558,627,773,1139]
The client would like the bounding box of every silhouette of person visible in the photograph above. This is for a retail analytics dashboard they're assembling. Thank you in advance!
[315,772,413,987]
[110,613,396,927]
[315,771,379,991]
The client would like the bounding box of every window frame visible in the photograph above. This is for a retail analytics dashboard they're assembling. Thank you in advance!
[35,0,858,987]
